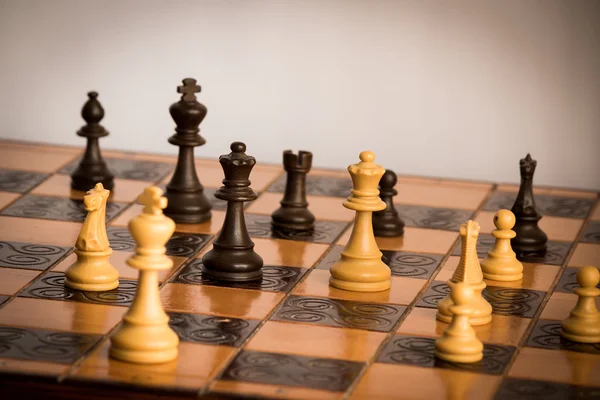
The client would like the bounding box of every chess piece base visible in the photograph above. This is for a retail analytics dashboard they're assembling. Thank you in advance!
[437,283,492,326]
[329,256,391,293]
[481,257,523,282]
[110,324,179,364]
[329,276,390,292]
[164,190,212,224]
[561,317,600,344]
[271,207,315,232]
[434,347,483,364]
[64,249,119,292]
[511,216,548,257]
[372,216,404,237]
[202,246,264,282]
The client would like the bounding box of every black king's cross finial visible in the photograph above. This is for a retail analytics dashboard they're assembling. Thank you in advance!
[177,78,201,102]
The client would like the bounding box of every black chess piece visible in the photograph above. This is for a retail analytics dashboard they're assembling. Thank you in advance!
[271,150,315,232]
[164,78,212,224]
[511,153,548,258]
[202,142,263,282]
[70,92,114,191]
[372,169,404,237]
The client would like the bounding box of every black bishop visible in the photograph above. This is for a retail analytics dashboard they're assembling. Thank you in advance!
[71,92,114,191]
[510,153,548,258]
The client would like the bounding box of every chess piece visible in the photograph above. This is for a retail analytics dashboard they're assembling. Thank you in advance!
[435,281,484,363]
[437,220,492,326]
[65,183,119,291]
[329,151,391,292]
[511,154,548,259]
[164,78,212,224]
[480,209,523,281]
[110,186,179,364]
[201,142,264,282]
[372,169,404,237]
[560,266,600,343]
[70,92,114,191]
[271,150,315,231]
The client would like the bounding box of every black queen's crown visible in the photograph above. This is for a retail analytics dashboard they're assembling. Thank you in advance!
[215,142,258,202]
[519,153,537,180]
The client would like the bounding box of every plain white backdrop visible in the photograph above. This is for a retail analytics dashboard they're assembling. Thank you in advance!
[0,0,599,189]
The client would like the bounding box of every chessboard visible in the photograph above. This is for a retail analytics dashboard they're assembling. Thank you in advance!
[0,139,598,400]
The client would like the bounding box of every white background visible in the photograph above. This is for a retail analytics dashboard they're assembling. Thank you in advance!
[1,0,599,190]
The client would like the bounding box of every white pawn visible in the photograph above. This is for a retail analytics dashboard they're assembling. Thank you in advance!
[481,209,523,282]
[560,266,600,343]
[435,281,484,363]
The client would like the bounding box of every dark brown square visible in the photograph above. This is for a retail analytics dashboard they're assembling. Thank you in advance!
[244,213,349,244]
[167,312,260,347]
[376,334,515,375]
[483,191,595,219]
[415,281,545,318]
[0,241,71,271]
[106,227,211,257]
[0,169,49,193]
[270,295,406,332]
[526,319,600,354]
[581,221,600,244]
[395,204,473,231]
[219,349,364,391]
[494,377,600,400]
[60,157,174,182]
[0,326,100,364]
[0,195,127,223]
[267,174,352,198]
[555,266,600,294]
[19,272,137,307]
[171,260,308,293]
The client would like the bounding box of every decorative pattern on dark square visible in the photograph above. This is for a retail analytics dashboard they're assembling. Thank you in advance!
[395,204,473,231]
[0,169,48,193]
[168,312,260,347]
[581,221,600,244]
[0,326,100,364]
[19,272,137,307]
[315,246,443,279]
[220,350,364,392]
[267,174,353,198]
[60,157,174,182]
[483,191,595,219]
[0,241,70,271]
[526,319,600,354]
[377,334,515,375]
[0,195,126,223]
[494,378,600,400]
[172,260,307,293]
[416,281,545,318]
[244,213,349,244]
[555,266,600,294]
[382,250,444,279]
[451,237,572,266]
[271,295,406,332]
[107,227,211,257]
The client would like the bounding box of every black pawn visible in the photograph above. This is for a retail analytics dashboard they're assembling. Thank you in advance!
[373,169,405,237]
[202,142,264,282]
[511,153,548,258]
[271,150,315,232]
[71,92,114,191]
[164,78,212,224]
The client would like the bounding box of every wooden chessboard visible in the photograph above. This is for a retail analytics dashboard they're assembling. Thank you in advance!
[0,140,599,400]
